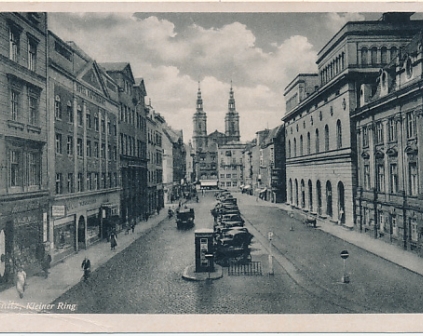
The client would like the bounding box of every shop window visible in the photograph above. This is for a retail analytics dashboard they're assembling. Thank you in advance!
[87,215,100,243]
[54,223,75,255]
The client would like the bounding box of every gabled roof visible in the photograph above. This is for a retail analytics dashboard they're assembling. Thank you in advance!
[75,60,110,99]
[261,124,284,147]
[100,62,136,84]
[208,130,226,137]
[134,77,147,97]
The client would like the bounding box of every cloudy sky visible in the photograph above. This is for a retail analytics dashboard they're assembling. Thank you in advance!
[48,10,415,142]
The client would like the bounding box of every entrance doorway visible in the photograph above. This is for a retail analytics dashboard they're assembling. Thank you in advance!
[338,182,345,224]
[317,180,322,215]
[78,216,86,250]
[308,180,313,212]
[326,181,333,217]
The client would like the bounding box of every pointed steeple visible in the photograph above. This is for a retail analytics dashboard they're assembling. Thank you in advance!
[196,81,204,112]
[228,80,236,112]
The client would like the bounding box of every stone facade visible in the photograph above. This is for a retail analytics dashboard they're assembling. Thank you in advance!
[218,142,245,191]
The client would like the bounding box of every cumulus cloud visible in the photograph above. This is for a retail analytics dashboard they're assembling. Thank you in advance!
[325,12,366,33]
[49,12,320,141]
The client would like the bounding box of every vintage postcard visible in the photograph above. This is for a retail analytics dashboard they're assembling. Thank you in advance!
[0,1,423,333]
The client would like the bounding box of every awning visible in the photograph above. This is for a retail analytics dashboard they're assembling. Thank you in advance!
[259,188,267,194]
[200,180,218,187]
[243,185,252,190]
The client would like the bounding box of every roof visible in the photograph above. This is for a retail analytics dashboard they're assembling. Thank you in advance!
[261,124,284,147]
[100,62,130,72]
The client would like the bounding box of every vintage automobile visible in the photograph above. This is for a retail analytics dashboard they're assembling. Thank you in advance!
[218,213,245,227]
[217,230,253,247]
[214,226,251,240]
[176,207,195,229]
[214,230,253,265]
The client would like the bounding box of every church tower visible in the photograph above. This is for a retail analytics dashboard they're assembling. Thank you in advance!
[192,82,208,151]
[225,82,240,142]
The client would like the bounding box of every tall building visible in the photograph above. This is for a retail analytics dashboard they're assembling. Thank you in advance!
[192,83,242,189]
[0,13,49,282]
[145,102,165,214]
[217,142,244,190]
[100,64,148,228]
[283,12,423,228]
[353,31,423,252]
[48,32,121,262]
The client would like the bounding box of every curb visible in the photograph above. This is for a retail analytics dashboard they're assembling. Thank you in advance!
[182,264,224,281]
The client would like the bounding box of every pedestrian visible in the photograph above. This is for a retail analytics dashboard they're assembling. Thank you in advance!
[110,233,117,251]
[41,253,52,278]
[131,221,135,234]
[81,256,91,282]
[16,266,26,299]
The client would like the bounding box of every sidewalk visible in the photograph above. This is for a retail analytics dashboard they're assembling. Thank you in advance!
[236,192,423,278]
[0,209,169,313]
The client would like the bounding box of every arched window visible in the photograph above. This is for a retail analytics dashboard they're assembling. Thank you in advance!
[381,47,388,65]
[336,120,342,149]
[390,47,398,62]
[361,47,368,65]
[300,135,303,156]
[293,138,297,157]
[315,129,320,153]
[289,179,293,204]
[324,124,330,151]
[371,47,378,65]
[307,132,311,154]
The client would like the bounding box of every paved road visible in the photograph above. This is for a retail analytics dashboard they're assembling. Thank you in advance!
[238,194,423,313]
[51,192,348,314]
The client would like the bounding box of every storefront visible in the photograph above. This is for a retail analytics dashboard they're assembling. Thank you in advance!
[0,195,48,282]
[52,191,120,259]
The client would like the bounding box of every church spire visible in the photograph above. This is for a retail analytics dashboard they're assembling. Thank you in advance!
[228,80,236,112]
[196,81,204,112]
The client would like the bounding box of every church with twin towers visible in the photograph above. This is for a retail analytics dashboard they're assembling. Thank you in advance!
[192,83,244,189]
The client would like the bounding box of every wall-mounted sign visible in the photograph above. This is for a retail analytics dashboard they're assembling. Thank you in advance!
[52,205,66,217]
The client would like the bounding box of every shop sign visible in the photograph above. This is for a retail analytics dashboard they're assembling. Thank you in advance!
[52,205,66,217]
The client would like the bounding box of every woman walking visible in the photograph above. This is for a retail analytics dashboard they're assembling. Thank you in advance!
[110,233,117,251]
[16,267,27,299]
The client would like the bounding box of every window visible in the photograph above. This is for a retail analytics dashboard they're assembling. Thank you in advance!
[94,173,99,190]
[377,164,385,192]
[108,120,111,135]
[101,143,105,158]
[77,107,83,126]
[87,140,91,157]
[390,164,398,194]
[390,47,398,61]
[28,152,40,186]
[220,174,224,178]
[77,138,83,157]
[388,118,397,142]
[11,91,19,121]
[56,173,63,194]
[102,173,107,188]
[409,162,418,196]
[364,164,371,190]
[94,142,99,158]
[233,181,238,187]
[391,215,397,237]
[406,57,413,79]
[226,174,231,178]
[410,218,418,242]
[94,115,99,131]
[86,110,91,129]
[67,173,74,193]
[307,132,311,154]
[67,136,73,156]
[407,112,415,138]
[294,138,297,157]
[361,47,368,65]
[300,135,303,156]
[362,126,369,147]
[77,173,83,192]
[376,122,384,144]
[55,133,62,154]
[324,125,329,151]
[336,120,342,149]
[9,28,20,62]
[381,47,388,65]
[54,95,62,120]
[108,145,111,160]
[67,102,73,123]
[28,38,37,71]
[101,118,105,133]
[371,47,377,65]
[315,129,320,153]
[10,150,21,187]
[86,173,92,191]
[28,89,38,125]
[226,182,231,187]
[288,140,291,158]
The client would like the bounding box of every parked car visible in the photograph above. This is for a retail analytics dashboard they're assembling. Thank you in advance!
[218,214,245,229]
[217,230,253,248]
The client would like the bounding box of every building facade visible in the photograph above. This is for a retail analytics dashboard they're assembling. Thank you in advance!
[192,83,241,189]
[283,13,423,228]
[146,102,165,213]
[100,64,148,228]
[0,12,49,281]
[48,32,121,262]
[353,31,423,253]
[218,142,245,191]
